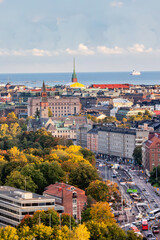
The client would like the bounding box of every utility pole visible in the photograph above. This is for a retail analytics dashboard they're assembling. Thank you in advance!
[59,213,61,230]
[105,164,107,181]
[79,201,81,224]
[24,177,27,192]
[49,214,51,228]
[156,166,158,183]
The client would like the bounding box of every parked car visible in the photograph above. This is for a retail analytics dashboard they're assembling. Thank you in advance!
[145,231,156,240]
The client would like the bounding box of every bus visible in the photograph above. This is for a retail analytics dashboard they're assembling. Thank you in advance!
[130,225,143,237]
[149,208,160,217]
[142,219,148,231]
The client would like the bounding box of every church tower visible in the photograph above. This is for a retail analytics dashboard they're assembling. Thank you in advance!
[40,81,48,118]
[71,58,77,83]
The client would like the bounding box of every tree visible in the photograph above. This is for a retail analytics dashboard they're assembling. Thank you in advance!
[34,108,40,119]
[48,107,53,117]
[86,180,110,202]
[7,146,27,162]
[55,226,71,240]
[31,223,53,240]
[90,202,115,224]
[61,213,77,228]
[86,221,109,240]
[132,146,142,166]
[69,162,100,190]
[9,123,21,137]
[149,165,160,187]
[5,170,37,192]
[80,148,96,165]
[21,164,47,194]
[7,112,18,121]
[17,225,33,240]
[38,161,64,186]
[0,225,19,240]
[72,224,90,240]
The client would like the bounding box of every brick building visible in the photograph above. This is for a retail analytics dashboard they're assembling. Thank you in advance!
[142,133,160,171]
[43,183,87,220]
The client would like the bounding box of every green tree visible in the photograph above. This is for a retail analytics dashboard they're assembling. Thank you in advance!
[34,108,40,118]
[38,161,64,186]
[69,162,100,190]
[132,146,142,166]
[61,213,77,228]
[21,164,47,194]
[86,180,110,202]
[149,165,160,186]
[5,170,37,192]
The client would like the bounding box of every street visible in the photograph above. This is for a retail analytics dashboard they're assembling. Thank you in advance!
[97,159,160,239]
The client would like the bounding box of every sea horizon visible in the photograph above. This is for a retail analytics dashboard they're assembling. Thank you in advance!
[0,71,159,87]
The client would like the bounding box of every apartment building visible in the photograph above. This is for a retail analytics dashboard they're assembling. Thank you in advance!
[0,186,64,227]
[87,126,149,160]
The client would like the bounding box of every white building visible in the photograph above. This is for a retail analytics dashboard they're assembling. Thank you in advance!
[0,186,64,227]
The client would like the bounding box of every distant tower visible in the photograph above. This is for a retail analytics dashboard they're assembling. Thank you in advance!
[40,81,48,118]
[72,58,77,83]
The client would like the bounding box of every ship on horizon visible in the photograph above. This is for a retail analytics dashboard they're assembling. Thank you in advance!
[131,70,141,76]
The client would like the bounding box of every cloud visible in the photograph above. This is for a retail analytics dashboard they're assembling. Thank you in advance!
[128,44,153,53]
[0,48,59,57]
[66,43,95,56]
[110,1,123,7]
[97,46,124,54]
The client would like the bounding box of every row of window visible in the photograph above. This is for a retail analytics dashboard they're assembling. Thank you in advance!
[152,149,160,152]
[0,212,20,223]
[0,219,16,227]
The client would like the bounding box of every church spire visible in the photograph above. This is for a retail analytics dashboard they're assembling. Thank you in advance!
[72,58,77,83]
[42,80,46,92]
[40,81,48,118]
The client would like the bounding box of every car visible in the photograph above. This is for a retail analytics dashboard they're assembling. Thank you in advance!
[152,226,159,234]
[154,203,159,208]
[112,174,117,178]
[142,188,146,191]
[145,192,150,196]
[140,176,143,180]
[150,199,155,203]
[146,231,156,240]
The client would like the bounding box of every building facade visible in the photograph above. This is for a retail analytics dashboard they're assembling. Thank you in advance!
[28,96,81,117]
[0,186,64,227]
[142,133,160,171]
[87,126,149,160]
[43,183,87,220]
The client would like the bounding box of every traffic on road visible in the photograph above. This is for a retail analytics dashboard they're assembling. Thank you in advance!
[96,158,160,239]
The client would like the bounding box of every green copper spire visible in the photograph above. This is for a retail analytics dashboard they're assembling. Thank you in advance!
[72,58,77,79]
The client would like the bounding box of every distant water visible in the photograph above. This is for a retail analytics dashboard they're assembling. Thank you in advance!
[0,71,160,87]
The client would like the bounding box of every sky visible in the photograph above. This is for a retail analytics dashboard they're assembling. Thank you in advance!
[0,0,160,73]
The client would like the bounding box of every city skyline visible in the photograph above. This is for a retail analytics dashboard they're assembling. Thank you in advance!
[0,0,159,73]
